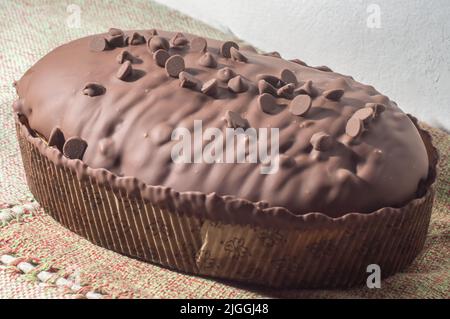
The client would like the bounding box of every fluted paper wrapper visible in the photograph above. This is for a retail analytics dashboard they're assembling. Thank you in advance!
[15,119,437,288]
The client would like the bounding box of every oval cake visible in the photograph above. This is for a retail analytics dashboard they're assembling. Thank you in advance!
[13,28,438,288]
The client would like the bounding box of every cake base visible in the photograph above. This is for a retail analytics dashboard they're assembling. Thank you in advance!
[15,119,437,288]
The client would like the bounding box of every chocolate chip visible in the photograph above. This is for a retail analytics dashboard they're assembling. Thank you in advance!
[366,102,386,117]
[315,65,333,72]
[116,50,132,64]
[228,75,248,93]
[258,80,277,96]
[142,29,158,42]
[353,107,374,123]
[201,79,218,97]
[171,32,189,47]
[277,83,295,98]
[294,80,314,96]
[258,93,280,115]
[256,74,284,88]
[198,52,217,68]
[90,37,108,52]
[129,32,146,45]
[280,69,297,85]
[263,51,281,58]
[220,41,239,58]
[289,58,307,66]
[63,137,88,160]
[148,36,170,52]
[217,67,236,82]
[323,89,344,101]
[179,71,198,89]
[310,132,333,151]
[289,95,312,116]
[153,49,170,67]
[116,60,132,80]
[165,55,185,77]
[108,28,123,37]
[48,127,65,151]
[82,83,105,96]
[148,29,158,36]
[191,37,208,52]
[345,117,363,138]
[106,28,124,47]
[224,110,249,129]
[230,47,248,63]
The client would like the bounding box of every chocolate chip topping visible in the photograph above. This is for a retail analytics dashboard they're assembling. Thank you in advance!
[116,50,132,64]
[201,79,218,97]
[153,49,170,67]
[227,75,248,93]
[82,83,105,97]
[310,132,333,151]
[277,83,295,98]
[63,137,88,160]
[353,107,374,123]
[295,80,314,96]
[256,74,284,87]
[179,71,198,89]
[16,29,430,218]
[106,28,124,47]
[89,37,108,52]
[220,41,239,58]
[48,127,65,151]
[198,52,217,68]
[107,36,124,48]
[280,69,297,85]
[129,32,146,45]
[165,55,185,78]
[148,29,158,36]
[116,60,132,80]
[148,36,170,52]
[258,93,280,114]
[230,47,248,63]
[289,95,312,116]
[366,102,386,116]
[190,37,208,52]
[170,32,189,48]
[217,67,236,82]
[258,80,277,96]
[108,28,123,37]
[345,117,364,138]
[224,110,249,129]
[323,88,344,101]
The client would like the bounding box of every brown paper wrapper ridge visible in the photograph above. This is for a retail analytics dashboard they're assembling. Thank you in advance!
[15,119,437,288]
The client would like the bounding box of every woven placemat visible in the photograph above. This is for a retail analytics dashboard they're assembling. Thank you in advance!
[1,0,449,299]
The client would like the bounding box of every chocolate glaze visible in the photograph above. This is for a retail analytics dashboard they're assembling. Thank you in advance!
[14,29,430,218]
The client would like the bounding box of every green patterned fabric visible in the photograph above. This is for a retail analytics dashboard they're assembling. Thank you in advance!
[1,0,449,298]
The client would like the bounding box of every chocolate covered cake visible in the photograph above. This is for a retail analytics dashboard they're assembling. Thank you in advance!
[13,28,438,288]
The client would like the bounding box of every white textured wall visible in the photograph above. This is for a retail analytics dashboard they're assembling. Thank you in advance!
[156,0,450,130]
